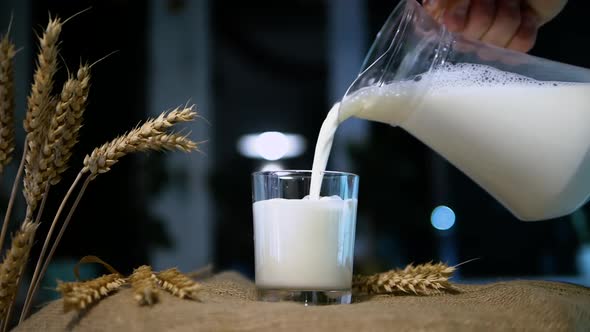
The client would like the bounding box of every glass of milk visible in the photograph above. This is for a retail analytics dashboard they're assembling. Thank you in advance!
[252,170,359,305]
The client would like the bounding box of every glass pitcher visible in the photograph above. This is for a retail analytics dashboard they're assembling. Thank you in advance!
[339,0,590,221]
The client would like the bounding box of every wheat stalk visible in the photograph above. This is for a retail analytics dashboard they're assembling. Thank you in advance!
[157,268,201,300]
[0,221,38,318]
[21,173,87,320]
[129,265,158,305]
[20,64,91,323]
[23,65,90,290]
[22,17,62,217]
[1,16,77,260]
[56,273,125,312]
[20,68,90,319]
[21,107,200,320]
[353,262,458,296]
[0,34,15,175]
[81,106,198,179]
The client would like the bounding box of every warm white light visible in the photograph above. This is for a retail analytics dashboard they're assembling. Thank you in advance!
[260,162,283,171]
[431,205,455,231]
[256,132,288,160]
[237,132,306,160]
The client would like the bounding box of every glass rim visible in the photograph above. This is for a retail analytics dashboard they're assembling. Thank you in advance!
[252,169,358,178]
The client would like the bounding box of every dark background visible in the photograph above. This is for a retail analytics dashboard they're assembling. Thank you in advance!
[0,0,589,319]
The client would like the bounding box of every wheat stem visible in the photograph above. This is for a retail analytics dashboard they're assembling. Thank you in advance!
[25,175,90,316]
[33,184,49,225]
[0,140,26,252]
[1,306,8,332]
[8,186,51,327]
[19,171,84,322]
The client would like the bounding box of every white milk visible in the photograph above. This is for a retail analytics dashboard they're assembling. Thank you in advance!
[309,104,342,199]
[253,197,357,290]
[336,63,590,220]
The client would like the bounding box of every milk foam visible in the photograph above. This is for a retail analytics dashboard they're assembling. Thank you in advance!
[427,63,574,89]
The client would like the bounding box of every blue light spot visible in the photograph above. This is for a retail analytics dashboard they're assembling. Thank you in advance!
[431,206,455,231]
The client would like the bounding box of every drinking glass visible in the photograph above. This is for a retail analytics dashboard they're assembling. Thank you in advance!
[252,170,359,305]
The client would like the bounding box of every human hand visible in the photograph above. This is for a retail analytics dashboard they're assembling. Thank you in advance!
[422,0,568,52]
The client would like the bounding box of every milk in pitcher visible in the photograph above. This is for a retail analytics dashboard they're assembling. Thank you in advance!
[335,63,590,220]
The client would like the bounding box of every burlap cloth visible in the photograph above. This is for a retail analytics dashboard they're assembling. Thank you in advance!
[14,272,590,331]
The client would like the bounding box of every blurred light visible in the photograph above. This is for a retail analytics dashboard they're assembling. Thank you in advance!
[237,131,306,160]
[260,163,283,171]
[431,205,455,231]
[256,132,288,160]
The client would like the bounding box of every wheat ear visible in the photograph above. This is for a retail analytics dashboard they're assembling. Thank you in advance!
[0,221,38,320]
[49,64,90,184]
[143,106,197,133]
[0,31,17,261]
[157,268,201,300]
[37,64,89,188]
[22,17,62,218]
[0,34,15,175]
[56,273,125,312]
[130,265,159,305]
[401,262,455,279]
[353,262,458,296]
[23,17,61,133]
[81,106,198,178]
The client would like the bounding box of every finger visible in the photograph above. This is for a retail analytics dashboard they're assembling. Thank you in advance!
[422,0,444,12]
[423,0,448,22]
[506,8,539,52]
[442,0,471,32]
[527,0,567,25]
[481,0,521,48]
[462,0,495,40]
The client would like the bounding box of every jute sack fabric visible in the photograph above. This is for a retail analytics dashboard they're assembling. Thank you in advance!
[15,271,590,331]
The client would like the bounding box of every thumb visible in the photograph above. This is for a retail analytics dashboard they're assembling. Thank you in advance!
[527,0,567,25]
